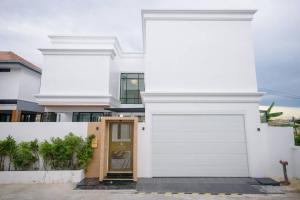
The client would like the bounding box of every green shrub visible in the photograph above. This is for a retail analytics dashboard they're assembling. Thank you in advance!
[295,135,300,146]
[1,136,17,170]
[39,140,53,170]
[13,141,39,170]
[77,134,95,170]
[39,133,94,170]
[0,139,6,171]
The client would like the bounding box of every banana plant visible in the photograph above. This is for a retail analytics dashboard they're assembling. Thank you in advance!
[265,102,283,122]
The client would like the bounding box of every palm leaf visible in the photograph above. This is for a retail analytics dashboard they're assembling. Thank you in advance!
[268,112,283,118]
[267,101,275,114]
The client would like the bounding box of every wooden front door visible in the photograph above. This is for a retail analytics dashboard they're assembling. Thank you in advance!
[108,122,133,172]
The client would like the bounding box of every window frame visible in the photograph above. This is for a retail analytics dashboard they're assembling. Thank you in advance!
[120,73,144,104]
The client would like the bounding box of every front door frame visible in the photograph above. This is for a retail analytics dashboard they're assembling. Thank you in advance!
[99,117,138,181]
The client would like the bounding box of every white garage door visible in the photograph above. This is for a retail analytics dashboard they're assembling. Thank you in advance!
[152,114,249,177]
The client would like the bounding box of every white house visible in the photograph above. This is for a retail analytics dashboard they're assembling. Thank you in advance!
[35,10,270,178]
[0,51,44,122]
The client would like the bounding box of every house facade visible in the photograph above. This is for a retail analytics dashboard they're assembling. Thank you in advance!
[36,10,266,178]
[0,52,44,122]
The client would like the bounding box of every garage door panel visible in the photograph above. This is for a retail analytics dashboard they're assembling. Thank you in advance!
[153,155,249,167]
[153,166,249,177]
[153,115,245,133]
[153,142,247,154]
[152,114,249,177]
[153,132,246,142]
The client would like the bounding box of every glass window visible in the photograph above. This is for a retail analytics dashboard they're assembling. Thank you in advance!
[120,73,145,104]
[72,112,110,122]
[42,112,57,122]
[0,111,12,122]
[20,111,40,122]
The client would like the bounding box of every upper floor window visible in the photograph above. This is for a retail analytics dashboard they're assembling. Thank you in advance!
[120,73,144,104]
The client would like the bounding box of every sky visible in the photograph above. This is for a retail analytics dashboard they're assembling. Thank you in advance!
[0,0,299,107]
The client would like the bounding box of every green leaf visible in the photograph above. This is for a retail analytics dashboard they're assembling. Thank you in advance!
[267,101,275,114]
[268,112,283,118]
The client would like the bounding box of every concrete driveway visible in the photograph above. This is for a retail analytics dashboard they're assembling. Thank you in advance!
[0,183,300,200]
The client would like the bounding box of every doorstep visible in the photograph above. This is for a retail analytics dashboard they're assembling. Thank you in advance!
[76,178,136,190]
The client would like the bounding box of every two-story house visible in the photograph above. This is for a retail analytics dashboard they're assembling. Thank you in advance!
[36,10,265,178]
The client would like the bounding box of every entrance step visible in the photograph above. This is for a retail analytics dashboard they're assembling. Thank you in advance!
[76,178,136,190]
[106,172,133,179]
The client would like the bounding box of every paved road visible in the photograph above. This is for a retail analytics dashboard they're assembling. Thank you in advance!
[0,184,300,200]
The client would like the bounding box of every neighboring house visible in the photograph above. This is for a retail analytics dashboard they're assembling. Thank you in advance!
[0,52,44,122]
[36,10,266,178]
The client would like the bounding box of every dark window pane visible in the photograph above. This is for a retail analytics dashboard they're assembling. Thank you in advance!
[121,74,127,78]
[127,90,139,99]
[120,79,127,99]
[0,111,12,122]
[42,112,57,122]
[91,113,103,122]
[120,73,144,104]
[0,68,10,72]
[78,113,91,122]
[139,79,145,91]
[126,74,139,78]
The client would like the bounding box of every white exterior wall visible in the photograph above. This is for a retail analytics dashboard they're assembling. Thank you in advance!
[0,68,20,99]
[18,68,41,102]
[141,10,267,178]
[0,122,88,141]
[144,11,257,93]
[40,54,110,96]
[259,125,295,178]
[137,123,149,177]
[109,58,120,101]
[0,64,41,111]
[118,55,145,73]
[293,147,300,179]
[36,36,145,111]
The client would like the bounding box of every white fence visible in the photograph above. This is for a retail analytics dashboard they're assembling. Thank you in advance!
[0,170,84,184]
[0,122,88,141]
[0,122,299,179]
[259,125,299,179]
[293,146,300,179]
